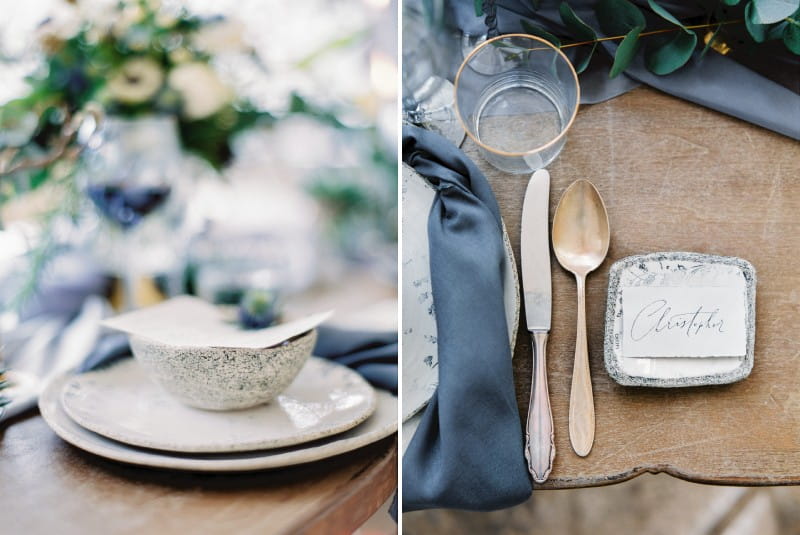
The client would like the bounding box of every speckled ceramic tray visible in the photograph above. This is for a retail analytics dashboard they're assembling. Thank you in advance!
[41,371,397,472]
[401,164,519,422]
[60,357,376,453]
[604,252,756,387]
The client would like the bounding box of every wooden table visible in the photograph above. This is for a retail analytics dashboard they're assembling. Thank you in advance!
[462,86,800,489]
[0,274,398,534]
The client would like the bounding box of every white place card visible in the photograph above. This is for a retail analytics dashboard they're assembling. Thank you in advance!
[621,286,747,358]
[103,296,332,349]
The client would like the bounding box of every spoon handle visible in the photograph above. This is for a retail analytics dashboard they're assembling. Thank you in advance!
[569,274,595,457]
[525,331,554,483]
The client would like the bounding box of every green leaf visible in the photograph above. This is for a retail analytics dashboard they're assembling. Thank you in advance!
[609,25,643,78]
[521,20,562,47]
[647,0,689,31]
[752,0,800,23]
[559,3,597,40]
[575,42,598,73]
[597,0,646,36]
[767,20,788,39]
[28,168,51,191]
[700,23,723,58]
[645,30,698,74]
[474,0,483,17]
[784,18,800,52]
[745,1,769,42]
[723,0,741,4]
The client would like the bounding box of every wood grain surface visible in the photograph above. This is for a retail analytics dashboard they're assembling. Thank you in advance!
[0,415,396,535]
[462,86,800,489]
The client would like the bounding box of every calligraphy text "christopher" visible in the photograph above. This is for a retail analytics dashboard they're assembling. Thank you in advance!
[630,299,725,341]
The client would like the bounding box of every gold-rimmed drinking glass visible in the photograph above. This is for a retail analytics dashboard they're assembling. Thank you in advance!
[454,34,580,174]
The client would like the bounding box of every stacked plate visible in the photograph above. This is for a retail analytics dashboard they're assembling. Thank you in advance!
[39,356,397,471]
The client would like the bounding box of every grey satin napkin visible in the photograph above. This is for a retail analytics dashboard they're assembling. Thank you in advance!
[402,125,531,511]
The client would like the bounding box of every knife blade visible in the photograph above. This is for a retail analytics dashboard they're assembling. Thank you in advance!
[520,168,555,483]
[521,169,552,333]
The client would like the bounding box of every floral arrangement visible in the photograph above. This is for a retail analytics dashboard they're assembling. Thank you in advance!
[477,0,800,76]
[0,0,273,195]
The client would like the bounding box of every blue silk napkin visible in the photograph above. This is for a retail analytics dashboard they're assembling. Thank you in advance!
[402,125,531,512]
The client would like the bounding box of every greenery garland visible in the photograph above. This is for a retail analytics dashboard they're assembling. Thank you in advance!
[477,0,800,76]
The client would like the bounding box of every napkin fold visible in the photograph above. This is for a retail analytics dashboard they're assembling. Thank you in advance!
[314,326,397,394]
[402,125,531,512]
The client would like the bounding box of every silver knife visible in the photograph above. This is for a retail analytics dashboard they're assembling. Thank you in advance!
[520,168,555,483]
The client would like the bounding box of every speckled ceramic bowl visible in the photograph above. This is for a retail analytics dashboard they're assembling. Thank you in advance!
[129,329,316,410]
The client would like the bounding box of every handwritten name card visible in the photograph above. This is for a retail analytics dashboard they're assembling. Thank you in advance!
[621,286,747,358]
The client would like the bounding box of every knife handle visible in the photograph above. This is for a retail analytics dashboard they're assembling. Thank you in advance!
[525,330,555,483]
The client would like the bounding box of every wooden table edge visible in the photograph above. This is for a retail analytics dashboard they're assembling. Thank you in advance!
[535,464,800,490]
[293,436,398,535]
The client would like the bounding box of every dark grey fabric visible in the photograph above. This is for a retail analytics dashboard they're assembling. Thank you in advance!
[402,125,531,512]
[314,326,397,393]
[450,0,800,138]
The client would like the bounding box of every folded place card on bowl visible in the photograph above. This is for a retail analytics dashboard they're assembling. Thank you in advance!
[605,252,756,387]
[102,295,332,348]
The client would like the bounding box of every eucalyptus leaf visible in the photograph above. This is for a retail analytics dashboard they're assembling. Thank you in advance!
[597,0,646,36]
[576,42,598,73]
[745,1,769,42]
[767,20,789,39]
[700,23,723,57]
[647,0,689,31]
[474,0,483,17]
[752,0,800,23]
[723,0,741,4]
[609,25,643,78]
[784,19,800,52]
[559,2,597,40]
[646,30,698,74]
[521,19,562,47]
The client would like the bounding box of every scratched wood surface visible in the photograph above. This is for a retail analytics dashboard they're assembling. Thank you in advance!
[461,86,800,489]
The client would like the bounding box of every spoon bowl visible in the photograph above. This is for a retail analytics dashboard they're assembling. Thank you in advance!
[552,180,610,277]
[552,179,610,457]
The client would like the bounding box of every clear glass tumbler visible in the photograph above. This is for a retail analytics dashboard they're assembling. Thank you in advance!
[454,34,580,174]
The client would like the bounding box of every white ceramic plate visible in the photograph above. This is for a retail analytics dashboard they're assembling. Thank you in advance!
[401,164,519,422]
[40,372,397,472]
[61,357,376,453]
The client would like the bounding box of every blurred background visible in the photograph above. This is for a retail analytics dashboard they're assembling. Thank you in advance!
[0,0,397,332]
[404,475,800,534]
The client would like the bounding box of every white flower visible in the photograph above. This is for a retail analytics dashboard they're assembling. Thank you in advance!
[112,4,145,37]
[77,0,119,31]
[169,48,193,64]
[192,20,247,54]
[168,63,232,119]
[107,58,165,104]
[36,5,82,42]
[0,112,38,148]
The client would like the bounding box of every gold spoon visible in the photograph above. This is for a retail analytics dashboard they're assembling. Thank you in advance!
[552,179,610,457]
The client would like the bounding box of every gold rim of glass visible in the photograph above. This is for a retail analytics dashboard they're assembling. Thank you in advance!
[454,33,581,159]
